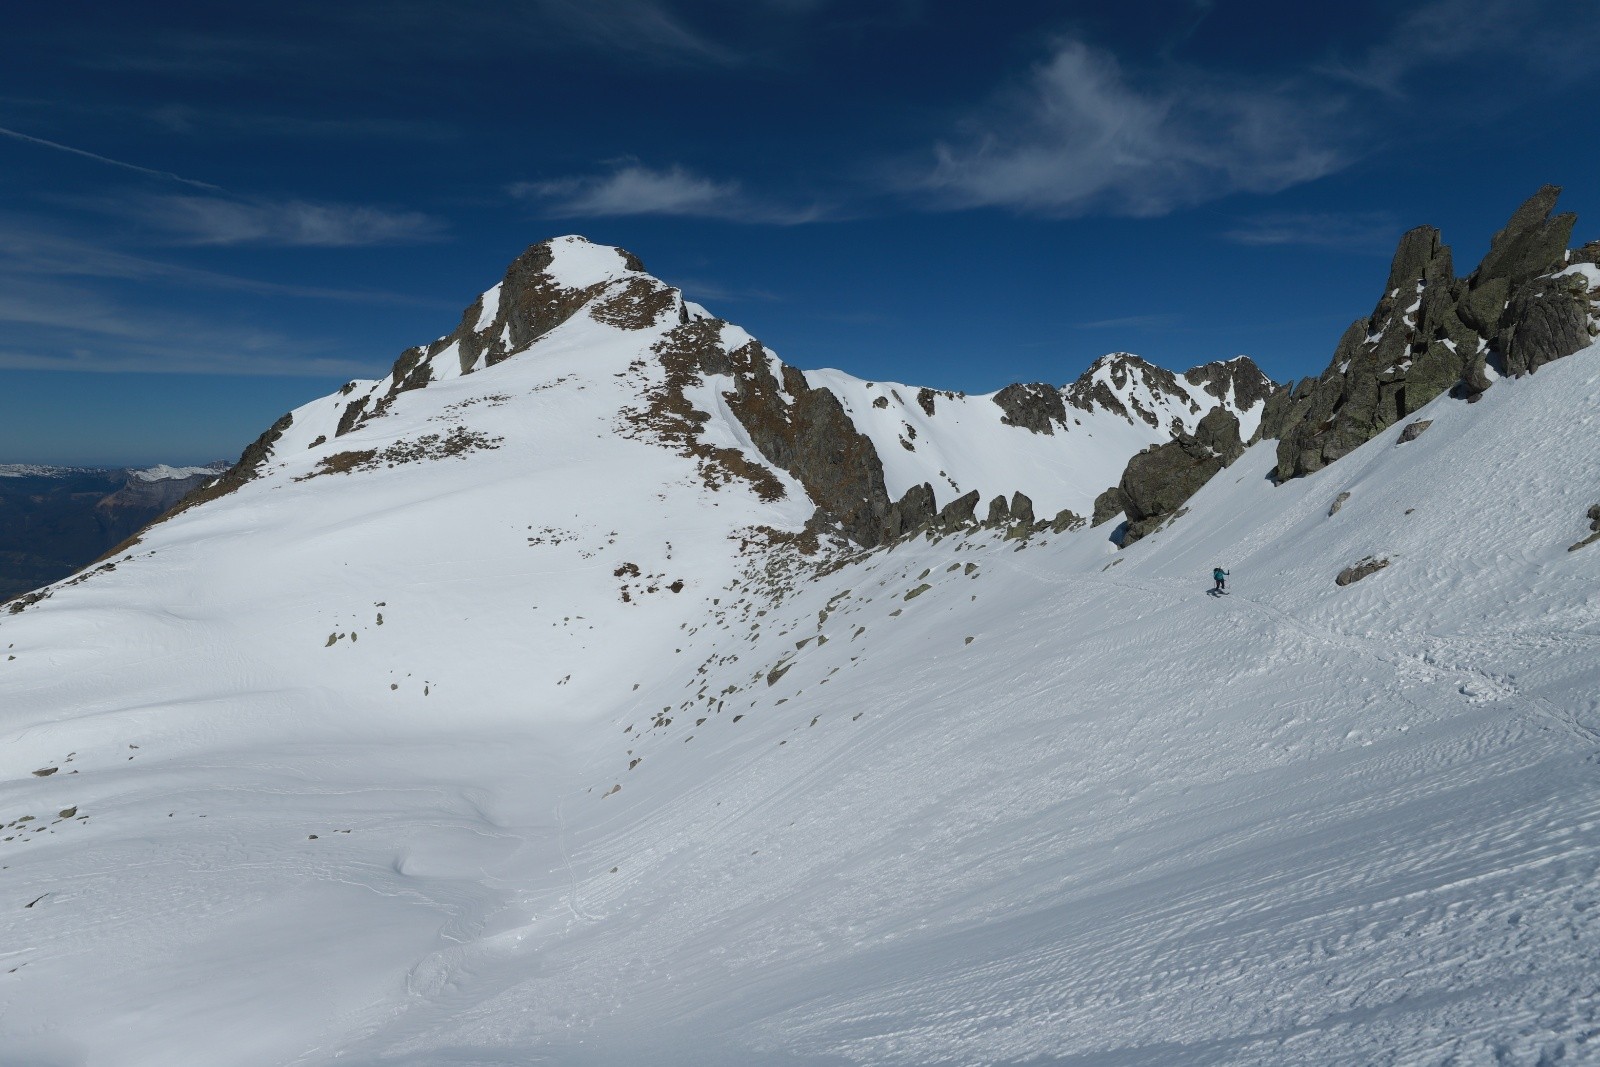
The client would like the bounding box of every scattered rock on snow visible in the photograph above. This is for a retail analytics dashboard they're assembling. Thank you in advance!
[1398,420,1433,443]
[1329,491,1351,516]
[1567,504,1600,552]
[1336,556,1391,586]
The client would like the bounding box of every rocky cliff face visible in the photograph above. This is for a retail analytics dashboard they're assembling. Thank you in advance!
[1268,186,1599,481]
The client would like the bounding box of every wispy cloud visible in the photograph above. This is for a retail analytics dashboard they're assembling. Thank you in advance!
[1222,211,1400,252]
[0,346,378,377]
[109,194,446,247]
[919,40,1343,218]
[0,279,380,377]
[1075,313,1181,330]
[0,221,448,305]
[0,124,219,190]
[75,2,750,74]
[511,163,828,225]
[523,0,743,66]
[1325,0,1600,96]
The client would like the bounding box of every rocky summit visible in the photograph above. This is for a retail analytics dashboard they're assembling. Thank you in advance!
[1266,185,1599,481]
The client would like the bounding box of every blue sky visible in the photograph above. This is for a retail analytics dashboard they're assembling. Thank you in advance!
[3,0,1598,465]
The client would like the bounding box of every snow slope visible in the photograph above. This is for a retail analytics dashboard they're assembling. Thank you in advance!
[811,353,1267,519]
[1,243,1597,1066]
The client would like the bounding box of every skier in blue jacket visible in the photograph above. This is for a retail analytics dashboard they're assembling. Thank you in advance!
[1212,567,1229,593]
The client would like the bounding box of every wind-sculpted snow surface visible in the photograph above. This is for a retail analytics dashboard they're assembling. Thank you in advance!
[1,240,1598,1065]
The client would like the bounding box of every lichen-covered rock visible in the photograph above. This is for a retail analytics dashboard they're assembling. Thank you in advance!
[1115,412,1243,547]
[883,483,936,540]
[1192,408,1245,465]
[1269,186,1591,481]
[985,495,1011,525]
[935,490,980,529]
[1336,556,1390,586]
[1048,508,1086,533]
[1092,486,1127,528]
[1008,492,1035,527]
[1500,272,1592,377]
[992,383,1066,434]
[1470,185,1575,290]
[1398,420,1432,443]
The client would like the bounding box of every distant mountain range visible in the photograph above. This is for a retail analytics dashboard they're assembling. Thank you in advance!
[0,463,225,601]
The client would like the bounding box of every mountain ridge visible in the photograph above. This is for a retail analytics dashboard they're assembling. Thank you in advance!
[125,235,1273,564]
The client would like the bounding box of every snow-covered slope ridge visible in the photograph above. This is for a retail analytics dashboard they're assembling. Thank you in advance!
[812,352,1271,520]
[3,235,1597,1065]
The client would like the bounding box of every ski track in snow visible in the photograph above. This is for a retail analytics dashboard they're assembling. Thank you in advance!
[0,258,1598,1066]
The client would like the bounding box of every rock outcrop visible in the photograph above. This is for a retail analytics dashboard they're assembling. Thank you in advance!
[992,383,1067,434]
[1115,408,1244,546]
[1397,420,1432,443]
[1091,486,1128,528]
[1269,187,1596,481]
[1336,556,1390,586]
[1568,504,1600,552]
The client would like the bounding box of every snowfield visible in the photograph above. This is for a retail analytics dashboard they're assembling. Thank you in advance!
[1,242,1597,1066]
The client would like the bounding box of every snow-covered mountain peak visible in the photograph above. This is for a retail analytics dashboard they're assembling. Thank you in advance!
[1062,350,1272,442]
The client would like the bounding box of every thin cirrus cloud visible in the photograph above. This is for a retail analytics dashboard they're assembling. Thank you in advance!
[511,164,828,225]
[0,280,380,378]
[1222,211,1402,252]
[124,194,446,247]
[919,40,1344,219]
[1324,0,1600,97]
[0,222,449,306]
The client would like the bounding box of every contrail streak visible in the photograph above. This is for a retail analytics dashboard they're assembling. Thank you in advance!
[0,125,221,190]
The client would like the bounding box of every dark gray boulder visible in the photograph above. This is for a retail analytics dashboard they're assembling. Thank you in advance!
[1008,492,1035,527]
[1398,420,1432,443]
[1092,486,1128,528]
[985,495,1011,525]
[1192,407,1245,465]
[883,483,937,540]
[935,490,981,529]
[1336,556,1390,586]
[1048,508,1086,533]
[1115,408,1244,546]
[1570,504,1600,551]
